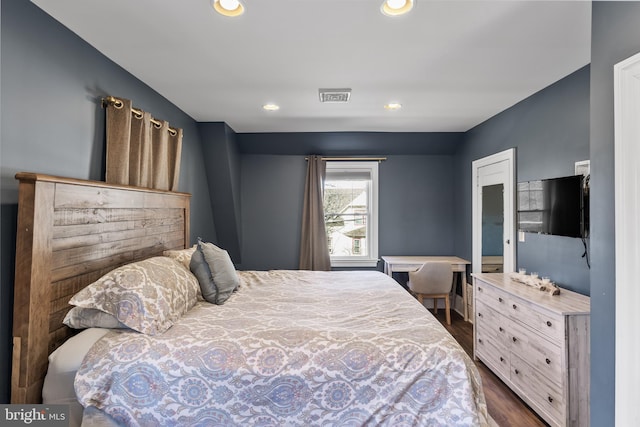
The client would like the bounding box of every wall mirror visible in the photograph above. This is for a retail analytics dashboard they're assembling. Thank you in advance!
[481,183,505,272]
[472,148,516,275]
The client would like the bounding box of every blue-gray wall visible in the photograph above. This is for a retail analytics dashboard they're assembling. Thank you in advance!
[455,65,591,294]
[590,3,640,425]
[0,0,216,402]
[236,133,463,271]
[238,132,462,156]
[239,149,460,271]
[240,155,306,270]
[198,122,242,262]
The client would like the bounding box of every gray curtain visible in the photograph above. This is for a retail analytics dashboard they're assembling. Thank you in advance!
[299,155,331,270]
[105,97,182,191]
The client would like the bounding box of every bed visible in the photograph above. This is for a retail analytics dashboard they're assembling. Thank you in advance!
[11,173,488,426]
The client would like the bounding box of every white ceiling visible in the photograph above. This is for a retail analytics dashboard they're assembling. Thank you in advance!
[31,0,591,133]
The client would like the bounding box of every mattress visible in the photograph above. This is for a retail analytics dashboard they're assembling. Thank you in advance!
[42,328,111,427]
[66,270,486,426]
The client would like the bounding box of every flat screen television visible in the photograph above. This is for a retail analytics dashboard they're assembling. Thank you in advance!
[517,175,588,238]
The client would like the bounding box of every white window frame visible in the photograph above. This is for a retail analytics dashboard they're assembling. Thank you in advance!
[325,161,379,268]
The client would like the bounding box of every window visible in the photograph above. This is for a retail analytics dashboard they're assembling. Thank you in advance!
[323,161,379,267]
[352,238,361,254]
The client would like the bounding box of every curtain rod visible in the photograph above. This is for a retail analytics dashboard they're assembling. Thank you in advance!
[102,96,178,136]
[305,157,387,162]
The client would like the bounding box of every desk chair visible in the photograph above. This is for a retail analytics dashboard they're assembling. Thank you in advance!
[408,262,454,325]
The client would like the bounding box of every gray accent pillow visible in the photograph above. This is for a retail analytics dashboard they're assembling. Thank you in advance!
[190,240,239,304]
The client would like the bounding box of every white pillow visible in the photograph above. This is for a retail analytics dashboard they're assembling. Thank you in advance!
[162,245,197,269]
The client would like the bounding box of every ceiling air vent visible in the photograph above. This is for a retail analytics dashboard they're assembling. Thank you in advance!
[319,88,351,103]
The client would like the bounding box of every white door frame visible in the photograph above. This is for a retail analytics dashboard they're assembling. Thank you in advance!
[472,148,516,275]
[614,51,640,427]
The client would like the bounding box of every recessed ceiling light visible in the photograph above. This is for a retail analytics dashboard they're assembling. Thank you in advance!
[263,103,280,111]
[212,0,244,17]
[381,0,414,17]
[384,103,402,110]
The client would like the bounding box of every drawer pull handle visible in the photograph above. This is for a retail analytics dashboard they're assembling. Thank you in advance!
[500,357,505,362]
[512,337,517,343]
[546,358,551,365]
[478,313,483,317]
[512,304,517,310]
[548,396,554,403]
[514,369,519,375]
[499,327,504,332]
[478,339,483,344]
[546,320,553,327]
[478,287,483,292]
[498,297,503,303]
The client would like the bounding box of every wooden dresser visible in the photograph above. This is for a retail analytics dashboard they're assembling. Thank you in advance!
[473,273,590,427]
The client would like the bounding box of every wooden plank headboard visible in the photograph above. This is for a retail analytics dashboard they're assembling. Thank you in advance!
[11,172,191,404]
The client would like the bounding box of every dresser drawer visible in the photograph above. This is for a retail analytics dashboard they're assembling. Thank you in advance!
[476,327,510,378]
[475,281,511,313]
[506,297,565,342]
[475,301,510,346]
[508,319,563,384]
[511,353,565,425]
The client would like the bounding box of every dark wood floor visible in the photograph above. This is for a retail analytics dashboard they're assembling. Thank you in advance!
[433,310,549,427]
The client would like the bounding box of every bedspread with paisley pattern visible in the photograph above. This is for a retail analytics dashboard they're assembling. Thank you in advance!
[75,270,488,426]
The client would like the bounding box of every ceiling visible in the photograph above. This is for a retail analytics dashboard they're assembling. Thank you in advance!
[31,0,591,133]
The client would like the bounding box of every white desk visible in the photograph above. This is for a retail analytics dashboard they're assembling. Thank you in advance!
[381,256,471,321]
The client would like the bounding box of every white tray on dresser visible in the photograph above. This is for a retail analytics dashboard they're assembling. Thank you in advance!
[472,273,590,427]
